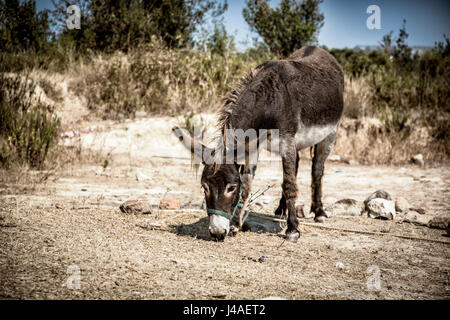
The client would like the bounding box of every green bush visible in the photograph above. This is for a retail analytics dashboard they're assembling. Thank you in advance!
[330,48,388,77]
[243,0,324,57]
[0,73,60,169]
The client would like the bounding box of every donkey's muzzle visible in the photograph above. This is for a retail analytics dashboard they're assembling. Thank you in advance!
[208,214,230,240]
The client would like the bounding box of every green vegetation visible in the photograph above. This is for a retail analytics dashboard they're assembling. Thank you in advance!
[70,37,274,119]
[0,0,448,167]
[0,73,60,169]
[243,0,324,57]
[50,0,228,52]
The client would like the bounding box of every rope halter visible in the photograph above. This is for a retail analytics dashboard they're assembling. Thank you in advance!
[206,173,249,223]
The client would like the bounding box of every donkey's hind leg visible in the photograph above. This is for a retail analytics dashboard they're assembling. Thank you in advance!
[274,152,299,217]
[311,132,336,223]
[280,135,300,242]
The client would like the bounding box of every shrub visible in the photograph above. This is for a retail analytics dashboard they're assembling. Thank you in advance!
[0,73,60,169]
[72,37,276,119]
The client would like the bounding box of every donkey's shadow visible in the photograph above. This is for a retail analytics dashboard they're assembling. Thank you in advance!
[169,216,212,241]
[169,213,285,241]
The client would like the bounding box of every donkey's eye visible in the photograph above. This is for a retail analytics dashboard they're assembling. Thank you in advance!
[226,185,237,194]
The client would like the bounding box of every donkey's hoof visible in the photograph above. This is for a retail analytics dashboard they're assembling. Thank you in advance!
[285,231,300,243]
[314,215,327,223]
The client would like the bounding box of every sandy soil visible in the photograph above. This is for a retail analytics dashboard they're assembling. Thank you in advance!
[0,117,449,299]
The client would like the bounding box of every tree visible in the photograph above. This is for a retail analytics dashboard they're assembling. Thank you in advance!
[196,18,235,56]
[380,20,412,70]
[50,0,228,52]
[380,30,394,56]
[433,34,450,57]
[0,0,51,52]
[392,20,412,68]
[145,0,228,49]
[243,0,324,57]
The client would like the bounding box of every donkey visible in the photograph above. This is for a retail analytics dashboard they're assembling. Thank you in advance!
[173,46,344,242]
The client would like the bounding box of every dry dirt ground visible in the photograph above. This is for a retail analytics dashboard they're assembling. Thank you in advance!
[0,117,449,299]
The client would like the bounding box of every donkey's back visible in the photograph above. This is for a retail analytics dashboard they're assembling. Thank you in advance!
[250,46,344,150]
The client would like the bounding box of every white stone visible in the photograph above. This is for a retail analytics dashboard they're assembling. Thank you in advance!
[395,197,410,213]
[411,154,424,166]
[328,155,341,162]
[366,198,396,220]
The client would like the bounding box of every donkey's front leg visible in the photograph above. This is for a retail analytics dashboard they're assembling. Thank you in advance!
[230,164,257,236]
[281,136,300,242]
[311,132,336,223]
[274,153,299,218]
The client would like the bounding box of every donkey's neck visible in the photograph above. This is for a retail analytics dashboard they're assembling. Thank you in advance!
[218,67,267,134]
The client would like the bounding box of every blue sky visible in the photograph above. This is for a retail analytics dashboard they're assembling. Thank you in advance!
[37,0,450,50]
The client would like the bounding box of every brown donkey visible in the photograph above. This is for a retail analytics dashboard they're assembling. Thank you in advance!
[173,46,344,242]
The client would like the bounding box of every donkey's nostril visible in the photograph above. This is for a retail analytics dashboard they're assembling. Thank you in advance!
[209,231,226,241]
[209,228,227,241]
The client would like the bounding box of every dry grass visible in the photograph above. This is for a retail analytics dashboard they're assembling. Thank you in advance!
[5,45,446,167]
[1,135,448,299]
[1,195,448,299]
[332,117,448,165]
[343,76,374,119]
[63,40,265,119]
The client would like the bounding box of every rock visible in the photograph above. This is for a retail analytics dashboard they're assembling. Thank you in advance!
[260,196,273,204]
[159,198,180,210]
[325,199,364,217]
[428,213,450,230]
[364,190,392,210]
[253,196,273,208]
[120,195,153,214]
[328,155,341,162]
[410,207,427,215]
[253,201,264,209]
[395,197,410,213]
[335,262,345,270]
[135,171,150,182]
[366,198,396,220]
[400,211,431,226]
[411,154,424,166]
[344,159,359,165]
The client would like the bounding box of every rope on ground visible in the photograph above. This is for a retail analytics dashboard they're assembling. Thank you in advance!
[247,212,450,245]
[141,209,449,245]
[150,155,280,162]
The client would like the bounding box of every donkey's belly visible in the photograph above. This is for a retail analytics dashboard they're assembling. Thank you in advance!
[295,123,337,150]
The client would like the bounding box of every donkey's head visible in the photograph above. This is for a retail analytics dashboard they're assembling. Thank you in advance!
[172,126,246,241]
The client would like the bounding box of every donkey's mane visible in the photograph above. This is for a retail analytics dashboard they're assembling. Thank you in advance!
[217,66,262,135]
[210,65,264,172]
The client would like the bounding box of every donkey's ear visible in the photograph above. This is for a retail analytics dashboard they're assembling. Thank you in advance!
[171,126,214,164]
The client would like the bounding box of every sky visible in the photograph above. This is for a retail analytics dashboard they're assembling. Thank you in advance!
[36,0,450,50]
